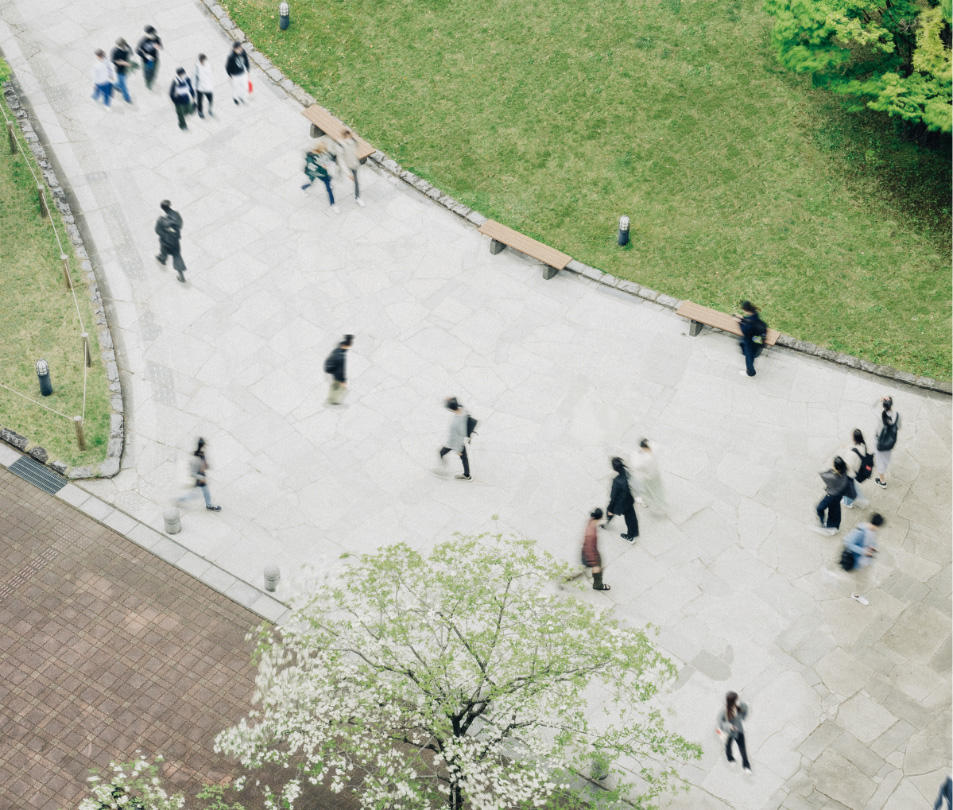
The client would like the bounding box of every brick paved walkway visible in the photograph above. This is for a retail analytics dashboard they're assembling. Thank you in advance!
[0,467,352,809]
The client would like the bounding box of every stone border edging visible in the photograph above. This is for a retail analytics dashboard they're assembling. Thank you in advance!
[183,2,952,396]
[0,75,125,477]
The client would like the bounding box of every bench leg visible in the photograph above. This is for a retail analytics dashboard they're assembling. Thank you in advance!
[542,265,559,280]
[309,123,326,139]
[489,239,506,255]
[688,320,703,337]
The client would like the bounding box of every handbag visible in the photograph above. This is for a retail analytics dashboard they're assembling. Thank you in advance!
[248,78,254,94]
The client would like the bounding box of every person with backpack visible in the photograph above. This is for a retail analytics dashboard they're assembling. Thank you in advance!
[438,398,472,481]
[302,141,340,213]
[873,397,900,489]
[836,429,873,509]
[581,508,610,591]
[840,514,883,605]
[324,334,353,405]
[136,26,162,91]
[717,691,752,773]
[734,300,767,378]
[169,68,196,131]
[154,200,187,282]
[604,457,638,543]
[814,456,850,536]
[175,438,222,511]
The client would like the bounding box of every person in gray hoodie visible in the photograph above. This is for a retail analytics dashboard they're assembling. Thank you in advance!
[814,456,849,536]
[438,397,470,480]
[717,691,751,772]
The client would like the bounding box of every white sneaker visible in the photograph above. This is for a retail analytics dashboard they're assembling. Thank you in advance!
[812,526,838,536]
[851,594,869,606]
[843,500,854,509]
[355,197,366,207]
[331,205,341,215]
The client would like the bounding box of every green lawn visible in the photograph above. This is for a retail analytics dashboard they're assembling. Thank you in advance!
[225,0,951,379]
[0,87,110,466]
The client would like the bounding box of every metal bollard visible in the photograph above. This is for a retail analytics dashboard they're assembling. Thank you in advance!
[264,565,281,592]
[163,508,182,535]
[617,215,630,247]
[36,359,53,396]
[279,1,290,29]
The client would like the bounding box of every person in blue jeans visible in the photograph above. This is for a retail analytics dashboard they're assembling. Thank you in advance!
[734,300,767,377]
[935,776,952,809]
[176,438,222,511]
[90,50,115,108]
[110,38,134,104]
[301,142,339,213]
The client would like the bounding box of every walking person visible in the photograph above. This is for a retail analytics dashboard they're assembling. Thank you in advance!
[110,38,135,104]
[717,692,752,773]
[837,429,873,509]
[841,513,883,605]
[154,200,187,282]
[734,300,767,378]
[225,42,250,105]
[301,143,340,213]
[438,398,471,481]
[934,775,952,810]
[324,334,353,405]
[873,396,900,489]
[582,508,610,591]
[136,25,162,90]
[604,457,639,543]
[194,54,215,118]
[814,456,850,536]
[631,439,666,512]
[337,128,365,207]
[90,49,116,109]
[175,438,222,511]
[169,68,196,131]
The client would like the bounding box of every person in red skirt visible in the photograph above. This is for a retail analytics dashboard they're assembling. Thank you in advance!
[582,508,610,591]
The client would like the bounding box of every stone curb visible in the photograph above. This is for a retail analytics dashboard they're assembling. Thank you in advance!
[0,77,126,477]
[198,1,952,397]
[0,444,291,625]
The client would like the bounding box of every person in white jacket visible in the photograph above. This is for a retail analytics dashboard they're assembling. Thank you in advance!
[337,128,365,207]
[91,49,116,109]
[631,439,666,512]
[194,54,215,118]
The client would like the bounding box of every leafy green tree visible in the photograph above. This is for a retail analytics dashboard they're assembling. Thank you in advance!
[216,535,701,810]
[763,0,952,134]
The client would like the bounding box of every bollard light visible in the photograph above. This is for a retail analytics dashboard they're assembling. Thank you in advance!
[264,564,281,592]
[36,359,53,396]
[279,2,290,30]
[617,215,630,247]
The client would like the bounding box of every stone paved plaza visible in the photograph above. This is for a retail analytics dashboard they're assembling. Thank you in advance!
[0,0,950,807]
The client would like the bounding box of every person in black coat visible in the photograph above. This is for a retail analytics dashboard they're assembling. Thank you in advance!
[605,457,639,543]
[325,334,353,405]
[734,300,767,378]
[225,42,250,105]
[155,200,186,282]
[135,25,162,90]
[169,68,195,131]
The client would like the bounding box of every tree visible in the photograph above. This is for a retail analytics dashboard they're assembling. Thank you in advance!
[215,535,701,810]
[763,0,952,135]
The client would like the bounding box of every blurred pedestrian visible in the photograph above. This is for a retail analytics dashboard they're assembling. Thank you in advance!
[841,513,883,606]
[934,775,952,810]
[337,128,365,207]
[90,49,115,109]
[604,457,638,543]
[631,439,666,512]
[176,438,221,511]
[734,300,767,378]
[194,54,215,118]
[136,25,162,90]
[873,396,900,489]
[814,456,849,536]
[836,429,872,509]
[324,334,352,405]
[169,68,195,131]
[438,397,471,481]
[301,142,339,213]
[717,692,752,773]
[582,508,610,591]
[154,200,187,282]
[225,42,250,105]
[110,38,134,104]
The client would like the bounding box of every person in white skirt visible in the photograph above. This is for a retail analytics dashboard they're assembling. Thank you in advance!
[194,54,215,118]
[631,439,667,512]
[873,397,900,489]
[225,42,250,105]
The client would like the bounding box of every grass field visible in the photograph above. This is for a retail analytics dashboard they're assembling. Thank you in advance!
[0,85,110,466]
[224,0,951,379]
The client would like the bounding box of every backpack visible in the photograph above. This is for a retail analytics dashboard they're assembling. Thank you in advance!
[839,547,856,572]
[323,351,339,375]
[876,416,899,452]
[465,414,478,441]
[852,447,874,483]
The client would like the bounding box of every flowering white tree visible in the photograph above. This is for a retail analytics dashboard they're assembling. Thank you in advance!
[79,757,184,810]
[216,535,700,809]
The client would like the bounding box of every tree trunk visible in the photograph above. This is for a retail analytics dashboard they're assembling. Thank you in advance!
[448,782,463,810]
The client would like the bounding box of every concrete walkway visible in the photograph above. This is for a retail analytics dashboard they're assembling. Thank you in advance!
[0,0,950,807]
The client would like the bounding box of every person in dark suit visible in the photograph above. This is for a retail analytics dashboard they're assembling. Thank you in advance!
[605,457,639,543]
[155,200,186,282]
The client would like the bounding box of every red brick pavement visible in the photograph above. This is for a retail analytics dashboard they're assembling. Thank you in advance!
[0,468,355,809]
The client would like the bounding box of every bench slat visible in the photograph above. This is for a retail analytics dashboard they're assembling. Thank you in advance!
[478,220,571,270]
[676,301,780,345]
[302,105,375,161]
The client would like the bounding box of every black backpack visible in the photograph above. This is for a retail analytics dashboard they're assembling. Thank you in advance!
[839,547,856,572]
[465,415,478,441]
[852,447,874,483]
[876,416,900,452]
[323,351,339,375]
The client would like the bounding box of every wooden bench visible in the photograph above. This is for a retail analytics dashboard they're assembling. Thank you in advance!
[302,105,375,163]
[676,301,780,345]
[478,220,571,280]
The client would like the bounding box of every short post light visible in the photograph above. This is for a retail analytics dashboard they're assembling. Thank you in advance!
[279,2,290,30]
[36,359,53,396]
[617,215,630,247]
[264,565,281,592]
